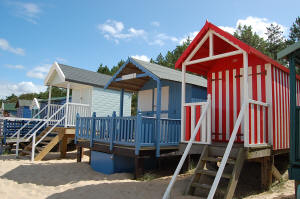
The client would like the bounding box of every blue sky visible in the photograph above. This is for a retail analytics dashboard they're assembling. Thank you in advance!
[0,0,299,98]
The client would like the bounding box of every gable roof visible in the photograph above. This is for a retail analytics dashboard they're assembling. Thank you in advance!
[175,21,287,73]
[105,57,207,91]
[57,63,112,88]
[45,62,112,88]
[277,41,300,66]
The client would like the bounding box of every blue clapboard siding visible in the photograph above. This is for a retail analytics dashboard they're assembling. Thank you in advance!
[17,107,32,118]
[139,79,207,119]
[92,87,132,117]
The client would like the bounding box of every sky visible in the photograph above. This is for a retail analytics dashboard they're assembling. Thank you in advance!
[0,0,299,98]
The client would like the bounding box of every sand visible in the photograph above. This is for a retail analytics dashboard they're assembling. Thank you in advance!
[0,152,295,199]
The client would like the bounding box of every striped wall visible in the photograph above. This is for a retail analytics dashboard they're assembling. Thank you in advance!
[271,66,300,150]
[209,65,269,144]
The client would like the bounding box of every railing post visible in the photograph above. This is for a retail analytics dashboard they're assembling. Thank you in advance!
[3,119,7,145]
[31,132,36,161]
[109,111,116,151]
[16,129,20,157]
[207,95,211,144]
[135,111,142,155]
[75,113,80,144]
[90,112,96,148]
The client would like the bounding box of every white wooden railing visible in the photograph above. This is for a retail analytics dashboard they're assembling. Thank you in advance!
[183,99,211,144]
[246,99,269,147]
[66,102,91,126]
[163,95,211,199]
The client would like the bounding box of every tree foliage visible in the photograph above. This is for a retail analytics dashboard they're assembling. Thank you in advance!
[97,60,125,75]
[265,23,287,60]
[289,16,300,43]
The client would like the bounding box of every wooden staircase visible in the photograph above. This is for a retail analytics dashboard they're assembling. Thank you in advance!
[185,145,246,199]
[20,127,65,161]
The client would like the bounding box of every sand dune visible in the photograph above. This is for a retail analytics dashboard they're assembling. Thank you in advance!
[0,153,295,199]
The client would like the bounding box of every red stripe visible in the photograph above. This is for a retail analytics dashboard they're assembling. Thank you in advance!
[275,68,280,149]
[229,68,234,136]
[252,66,258,144]
[195,105,201,141]
[271,66,276,149]
[279,70,283,149]
[261,65,267,143]
[236,68,241,142]
[185,106,191,141]
[222,71,226,141]
[249,103,252,144]
[215,72,219,141]
[284,72,288,148]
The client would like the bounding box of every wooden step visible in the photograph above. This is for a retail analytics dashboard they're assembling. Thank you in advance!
[191,183,226,195]
[202,157,236,165]
[22,150,32,155]
[36,146,44,151]
[196,169,231,179]
[39,141,50,145]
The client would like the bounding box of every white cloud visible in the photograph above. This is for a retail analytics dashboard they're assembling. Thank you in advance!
[26,64,51,79]
[179,31,198,45]
[149,33,180,46]
[219,16,287,39]
[0,81,46,98]
[0,38,25,55]
[151,21,160,27]
[5,64,25,69]
[55,57,68,63]
[98,20,146,43]
[10,2,41,24]
[131,55,150,62]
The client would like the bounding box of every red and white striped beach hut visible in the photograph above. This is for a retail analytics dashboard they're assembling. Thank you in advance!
[177,21,300,151]
[163,21,300,199]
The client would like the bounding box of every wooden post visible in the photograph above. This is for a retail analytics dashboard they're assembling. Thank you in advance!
[181,64,186,143]
[156,80,161,157]
[65,82,70,127]
[47,85,52,124]
[134,156,144,179]
[60,135,68,158]
[109,111,116,151]
[135,111,142,155]
[90,112,96,148]
[243,52,250,147]
[261,156,272,190]
[120,88,124,117]
[77,146,83,162]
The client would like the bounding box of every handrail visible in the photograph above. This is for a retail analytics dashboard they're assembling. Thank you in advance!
[248,99,268,107]
[31,116,66,161]
[184,101,207,106]
[25,103,66,142]
[162,95,211,199]
[68,102,90,107]
[207,102,247,198]
[9,105,49,138]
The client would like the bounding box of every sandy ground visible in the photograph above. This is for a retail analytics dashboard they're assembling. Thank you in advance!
[0,152,295,199]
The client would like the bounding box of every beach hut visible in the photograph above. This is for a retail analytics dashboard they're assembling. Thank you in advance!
[75,57,207,176]
[163,21,300,199]
[16,100,32,118]
[278,41,300,196]
[5,62,131,161]
[1,102,17,117]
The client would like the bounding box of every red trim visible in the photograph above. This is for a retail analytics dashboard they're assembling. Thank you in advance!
[279,70,283,149]
[222,71,226,141]
[185,106,191,141]
[215,72,219,141]
[195,105,201,141]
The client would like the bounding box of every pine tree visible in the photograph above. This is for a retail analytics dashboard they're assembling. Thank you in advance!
[288,16,300,43]
[265,23,287,60]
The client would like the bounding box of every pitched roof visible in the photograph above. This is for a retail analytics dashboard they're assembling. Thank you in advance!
[131,58,207,87]
[38,96,68,102]
[175,21,287,73]
[16,100,32,107]
[57,63,112,88]
[3,103,17,111]
[277,41,300,64]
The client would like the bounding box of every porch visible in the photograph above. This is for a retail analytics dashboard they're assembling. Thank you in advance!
[75,112,181,156]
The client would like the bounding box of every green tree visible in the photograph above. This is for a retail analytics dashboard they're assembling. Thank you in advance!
[234,24,268,54]
[288,16,300,43]
[97,63,111,75]
[265,23,287,60]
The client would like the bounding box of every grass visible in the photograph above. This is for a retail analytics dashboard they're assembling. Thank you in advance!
[137,172,159,181]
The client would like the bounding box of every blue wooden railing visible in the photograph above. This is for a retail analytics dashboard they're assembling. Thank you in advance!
[75,112,181,156]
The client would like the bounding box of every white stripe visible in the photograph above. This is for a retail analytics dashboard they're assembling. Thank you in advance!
[219,71,222,141]
[282,73,287,148]
[257,65,262,144]
[212,73,216,140]
[240,67,244,140]
[233,69,237,123]
[280,70,284,149]
[226,70,230,140]
[276,68,280,149]
[273,68,277,149]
